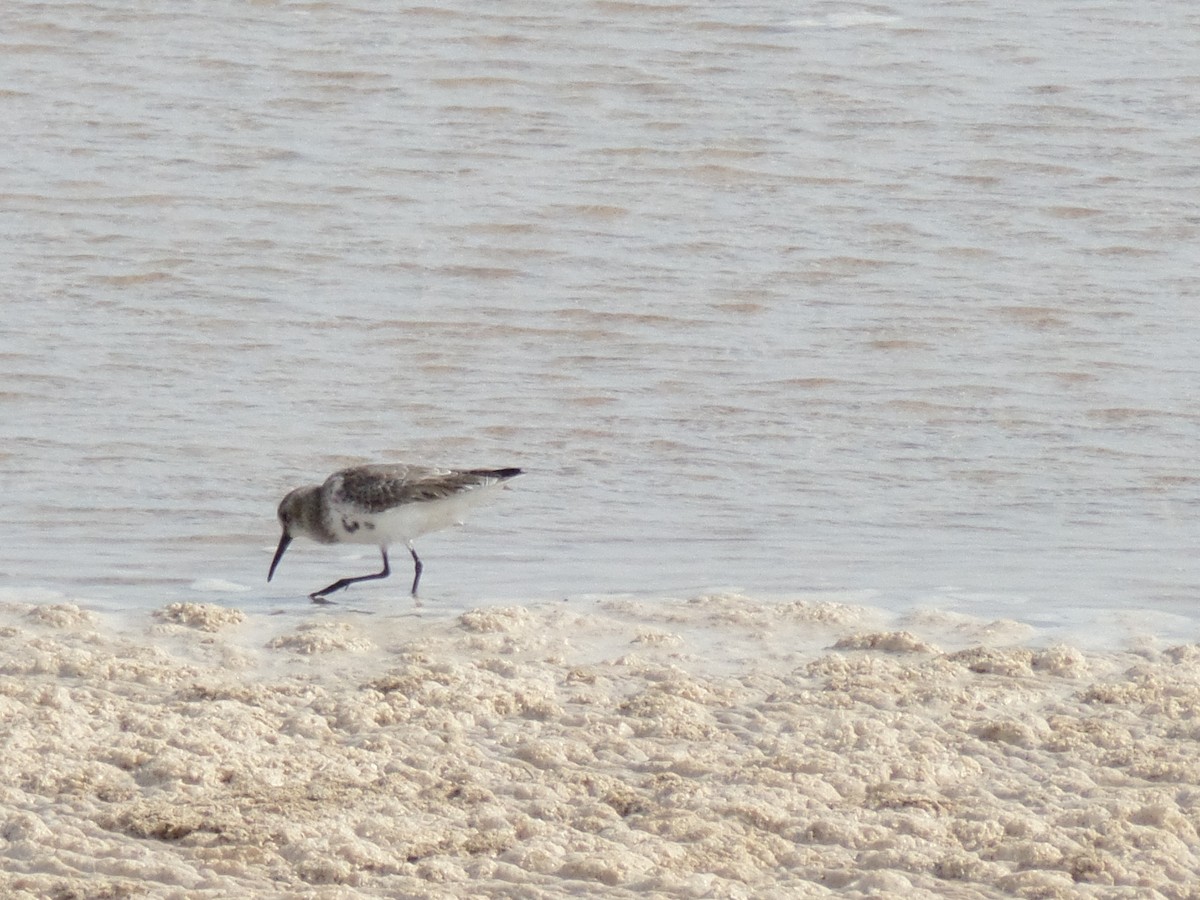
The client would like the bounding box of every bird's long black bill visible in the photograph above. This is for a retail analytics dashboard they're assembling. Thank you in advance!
[267,532,292,582]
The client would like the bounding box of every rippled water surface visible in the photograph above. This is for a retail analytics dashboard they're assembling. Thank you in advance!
[3,1,1198,635]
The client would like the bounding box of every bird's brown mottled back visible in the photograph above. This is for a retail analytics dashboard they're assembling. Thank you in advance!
[329,464,521,513]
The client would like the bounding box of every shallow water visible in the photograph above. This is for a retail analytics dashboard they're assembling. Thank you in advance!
[2,1,1198,640]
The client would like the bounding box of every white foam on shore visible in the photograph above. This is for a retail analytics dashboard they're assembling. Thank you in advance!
[3,592,1200,897]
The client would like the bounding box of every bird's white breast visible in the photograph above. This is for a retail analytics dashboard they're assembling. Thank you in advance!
[326,482,507,545]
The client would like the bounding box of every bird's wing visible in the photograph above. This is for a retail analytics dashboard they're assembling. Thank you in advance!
[330,464,505,512]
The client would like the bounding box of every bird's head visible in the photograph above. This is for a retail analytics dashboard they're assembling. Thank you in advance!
[267,486,318,582]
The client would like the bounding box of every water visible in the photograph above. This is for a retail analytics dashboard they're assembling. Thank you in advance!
[2,1,1198,640]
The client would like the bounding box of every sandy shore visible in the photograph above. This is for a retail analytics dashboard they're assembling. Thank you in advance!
[2,593,1199,898]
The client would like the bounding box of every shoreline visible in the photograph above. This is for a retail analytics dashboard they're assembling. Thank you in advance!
[2,595,1199,898]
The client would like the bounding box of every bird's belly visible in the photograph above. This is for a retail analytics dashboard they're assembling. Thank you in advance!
[330,488,501,545]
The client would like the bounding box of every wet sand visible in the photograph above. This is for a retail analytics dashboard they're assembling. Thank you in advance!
[2,595,1199,898]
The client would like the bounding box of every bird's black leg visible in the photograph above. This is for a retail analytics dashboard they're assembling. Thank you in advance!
[409,546,423,596]
[309,548,391,602]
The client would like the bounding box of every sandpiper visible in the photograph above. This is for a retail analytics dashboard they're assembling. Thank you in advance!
[268,463,523,601]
